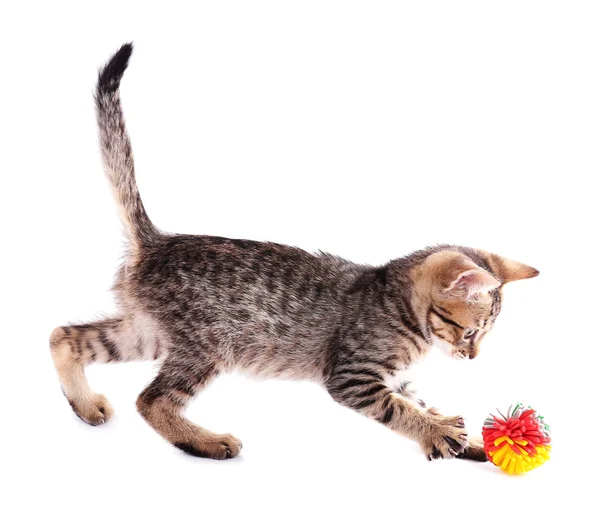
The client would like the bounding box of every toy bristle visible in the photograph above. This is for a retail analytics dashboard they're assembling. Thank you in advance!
[482,403,551,475]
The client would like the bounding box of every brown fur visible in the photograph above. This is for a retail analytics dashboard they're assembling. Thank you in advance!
[50,44,539,461]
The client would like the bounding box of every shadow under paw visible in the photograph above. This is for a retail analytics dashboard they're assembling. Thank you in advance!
[173,434,243,460]
[457,444,488,462]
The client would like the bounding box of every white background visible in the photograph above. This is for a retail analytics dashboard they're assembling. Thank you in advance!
[1,1,598,515]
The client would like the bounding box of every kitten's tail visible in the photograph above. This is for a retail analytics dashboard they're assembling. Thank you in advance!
[95,43,157,252]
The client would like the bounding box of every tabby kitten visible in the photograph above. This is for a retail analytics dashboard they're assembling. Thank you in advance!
[50,44,539,461]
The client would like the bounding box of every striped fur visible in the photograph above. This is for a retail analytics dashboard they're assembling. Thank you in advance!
[50,44,539,461]
[95,43,157,257]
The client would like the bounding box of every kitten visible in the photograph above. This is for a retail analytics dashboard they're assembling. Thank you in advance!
[50,44,539,461]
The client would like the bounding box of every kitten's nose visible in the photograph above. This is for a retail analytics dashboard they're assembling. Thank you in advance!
[468,344,480,359]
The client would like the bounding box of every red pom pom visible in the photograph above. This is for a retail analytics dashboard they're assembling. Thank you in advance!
[482,404,551,474]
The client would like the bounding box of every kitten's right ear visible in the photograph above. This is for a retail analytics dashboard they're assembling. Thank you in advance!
[489,255,540,284]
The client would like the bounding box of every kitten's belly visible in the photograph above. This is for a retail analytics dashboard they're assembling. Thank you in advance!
[236,357,327,382]
[225,322,331,382]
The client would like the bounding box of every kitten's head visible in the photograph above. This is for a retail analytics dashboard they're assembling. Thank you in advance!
[416,249,538,360]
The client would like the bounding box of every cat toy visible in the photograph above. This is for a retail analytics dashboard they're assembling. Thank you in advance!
[482,403,551,475]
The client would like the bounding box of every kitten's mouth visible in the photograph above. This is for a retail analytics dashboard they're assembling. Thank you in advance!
[468,345,479,360]
[453,347,479,360]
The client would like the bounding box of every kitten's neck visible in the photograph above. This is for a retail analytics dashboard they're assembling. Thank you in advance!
[345,265,432,367]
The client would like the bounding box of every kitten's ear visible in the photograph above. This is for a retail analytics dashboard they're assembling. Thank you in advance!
[442,266,501,300]
[489,255,540,284]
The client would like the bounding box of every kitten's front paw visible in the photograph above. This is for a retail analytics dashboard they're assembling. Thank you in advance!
[457,436,488,462]
[420,414,468,460]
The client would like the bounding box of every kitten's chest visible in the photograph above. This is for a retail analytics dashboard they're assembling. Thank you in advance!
[382,342,429,388]
[388,337,429,372]
[382,367,418,390]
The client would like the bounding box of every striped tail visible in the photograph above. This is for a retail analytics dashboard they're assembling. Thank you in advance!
[95,43,157,252]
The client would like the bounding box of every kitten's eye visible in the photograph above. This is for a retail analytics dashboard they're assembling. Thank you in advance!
[463,328,476,339]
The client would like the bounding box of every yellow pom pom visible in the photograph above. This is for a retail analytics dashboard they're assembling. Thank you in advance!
[482,404,551,475]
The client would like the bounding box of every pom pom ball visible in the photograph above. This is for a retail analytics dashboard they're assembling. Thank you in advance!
[482,403,551,475]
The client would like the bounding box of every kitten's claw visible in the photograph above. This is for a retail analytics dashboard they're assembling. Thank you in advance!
[443,435,464,454]
[420,414,468,460]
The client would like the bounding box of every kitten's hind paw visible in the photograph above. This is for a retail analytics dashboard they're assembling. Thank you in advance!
[173,433,243,460]
[66,393,114,426]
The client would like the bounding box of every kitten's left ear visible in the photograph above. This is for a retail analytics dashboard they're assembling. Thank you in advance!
[489,255,540,284]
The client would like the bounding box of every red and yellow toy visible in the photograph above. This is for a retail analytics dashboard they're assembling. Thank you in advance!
[482,403,551,475]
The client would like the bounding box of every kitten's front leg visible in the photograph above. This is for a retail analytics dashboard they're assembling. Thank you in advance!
[389,378,487,462]
[456,435,488,462]
[326,371,468,460]
[391,380,427,408]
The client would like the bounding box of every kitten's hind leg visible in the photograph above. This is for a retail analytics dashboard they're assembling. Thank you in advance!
[50,317,162,425]
[136,354,242,460]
